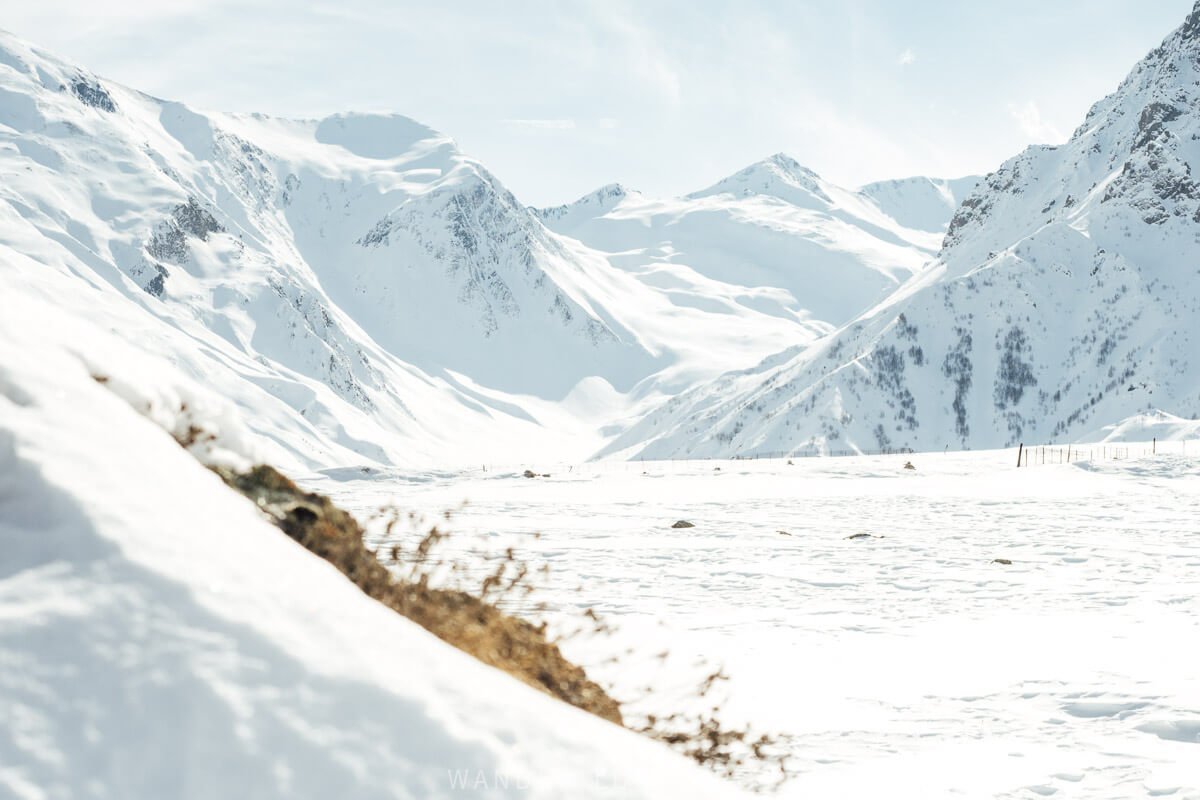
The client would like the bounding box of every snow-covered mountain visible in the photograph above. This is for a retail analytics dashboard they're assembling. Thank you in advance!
[607,1,1200,458]
[0,27,976,469]
[857,175,980,236]
[0,29,771,469]
[1,29,645,469]
[537,155,973,332]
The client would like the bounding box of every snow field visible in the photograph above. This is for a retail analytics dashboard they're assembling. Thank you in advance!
[324,448,1200,799]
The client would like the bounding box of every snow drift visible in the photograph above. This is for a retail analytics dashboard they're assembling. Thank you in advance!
[0,300,738,799]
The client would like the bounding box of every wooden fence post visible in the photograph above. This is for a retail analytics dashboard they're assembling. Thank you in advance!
[1017,443,1024,468]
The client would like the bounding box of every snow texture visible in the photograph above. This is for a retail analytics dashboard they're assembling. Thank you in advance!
[0,301,739,800]
[323,448,1200,800]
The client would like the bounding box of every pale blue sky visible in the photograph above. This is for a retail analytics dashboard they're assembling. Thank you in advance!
[3,1,1193,205]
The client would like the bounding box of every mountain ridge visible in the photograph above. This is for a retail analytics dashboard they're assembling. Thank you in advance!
[606,1,1200,459]
[1,25,975,469]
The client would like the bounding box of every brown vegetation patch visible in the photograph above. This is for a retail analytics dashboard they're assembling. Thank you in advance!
[213,464,621,724]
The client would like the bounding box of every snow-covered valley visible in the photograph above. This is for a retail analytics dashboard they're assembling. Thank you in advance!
[4,1,1200,797]
[318,448,1200,799]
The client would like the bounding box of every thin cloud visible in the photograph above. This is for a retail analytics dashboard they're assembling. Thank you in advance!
[1008,100,1066,143]
[502,119,576,130]
[898,48,917,66]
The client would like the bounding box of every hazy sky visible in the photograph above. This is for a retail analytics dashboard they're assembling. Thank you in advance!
[2,1,1194,205]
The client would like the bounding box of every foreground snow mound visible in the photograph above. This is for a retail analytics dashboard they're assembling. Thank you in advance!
[0,325,737,798]
[610,2,1200,458]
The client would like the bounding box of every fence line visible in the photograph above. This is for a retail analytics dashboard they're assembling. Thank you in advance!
[1015,437,1192,467]
[468,438,1193,478]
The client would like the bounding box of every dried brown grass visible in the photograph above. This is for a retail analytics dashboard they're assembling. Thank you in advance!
[95,374,792,787]
[213,464,621,724]
[214,463,790,789]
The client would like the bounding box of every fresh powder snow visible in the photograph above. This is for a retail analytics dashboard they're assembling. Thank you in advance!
[2,3,1200,799]
[317,448,1200,799]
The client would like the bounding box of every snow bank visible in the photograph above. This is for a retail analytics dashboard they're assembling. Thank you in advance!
[1076,409,1200,443]
[0,321,738,798]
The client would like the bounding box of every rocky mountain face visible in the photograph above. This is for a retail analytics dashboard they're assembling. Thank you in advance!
[0,28,679,467]
[608,2,1200,459]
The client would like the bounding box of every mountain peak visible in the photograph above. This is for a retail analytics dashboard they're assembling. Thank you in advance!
[733,153,823,188]
[1184,1,1200,39]
[532,182,638,224]
[762,152,818,178]
[586,182,636,203]
[687,153,829,205]
[946,0,1200,255]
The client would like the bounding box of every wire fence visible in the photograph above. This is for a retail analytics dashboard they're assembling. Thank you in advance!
[1014,438,1193,467]
[466,439,1196,478]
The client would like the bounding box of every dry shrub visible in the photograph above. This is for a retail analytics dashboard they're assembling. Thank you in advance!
[213,465,620,724]
[99,370,789,785]
[364,502,793,790]
[633,672,791,789]
[216,464,791,790]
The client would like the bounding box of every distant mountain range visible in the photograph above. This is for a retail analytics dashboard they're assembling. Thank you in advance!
[0,27,978,468]
[7,4,1199,466]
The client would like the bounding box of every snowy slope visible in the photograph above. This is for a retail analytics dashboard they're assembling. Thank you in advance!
[536,154,961,333]
[857,175,980,236]
[608,3,1200,459]
[0,36,656,396]
[1077,409,1200,444]
[0,28,799,471]
[5,27,967,469]
[0,28,647,470]
[0,305,740,799]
